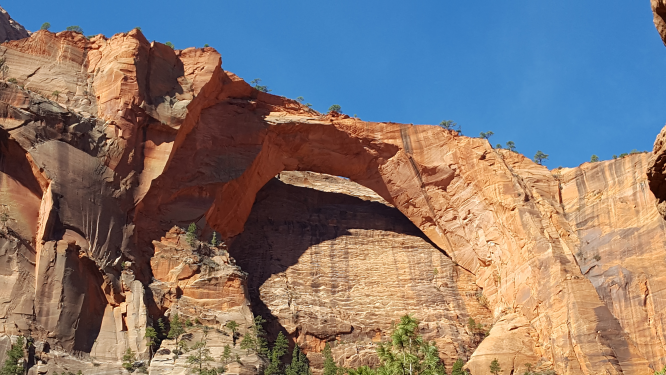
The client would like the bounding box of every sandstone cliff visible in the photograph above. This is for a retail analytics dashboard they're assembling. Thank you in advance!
[0,5,664,375]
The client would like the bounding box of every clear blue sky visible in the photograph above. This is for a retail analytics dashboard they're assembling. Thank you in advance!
[7,1,666,168]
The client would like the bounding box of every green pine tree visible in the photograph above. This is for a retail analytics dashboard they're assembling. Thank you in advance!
[322,343,341,375]
[122,347,136,372]
[145,326,158,358]
[187,328,223,375]
[451,358,466,375]
[1,336,25,375]
[490,359,502,375]
[168,313,187,359]
[285,345,311,375]
[264,332,289,375]
[186,223,198,247]
[221,344,232,364]
[225,321,240,346]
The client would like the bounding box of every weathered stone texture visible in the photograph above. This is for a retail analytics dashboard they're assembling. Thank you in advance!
[0,9,665,375]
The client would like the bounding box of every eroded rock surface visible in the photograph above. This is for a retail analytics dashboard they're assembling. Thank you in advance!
[0,8,664,375]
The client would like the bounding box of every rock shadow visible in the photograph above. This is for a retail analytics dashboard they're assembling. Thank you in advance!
[227,176,473,345]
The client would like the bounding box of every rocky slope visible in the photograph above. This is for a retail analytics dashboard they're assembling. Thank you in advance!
[0,4,664,375]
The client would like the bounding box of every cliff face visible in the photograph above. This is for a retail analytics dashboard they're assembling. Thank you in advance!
[0,6,27,42]
[0,5,665,375]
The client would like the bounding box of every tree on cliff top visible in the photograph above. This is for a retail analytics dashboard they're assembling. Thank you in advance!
[1,336,25,375]
[479,131,494,140]
[534,151,548,165]
[505,141,516,152]
[438,120,458,131]
[66,25,83,34]
[40,22,50,30]
[328,104,342,114]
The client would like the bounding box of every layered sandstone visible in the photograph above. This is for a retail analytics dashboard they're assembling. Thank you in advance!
[0,6,664,375]
[229,171,492,368]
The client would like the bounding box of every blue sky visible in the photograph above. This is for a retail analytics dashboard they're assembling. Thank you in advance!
[7,1,666,168]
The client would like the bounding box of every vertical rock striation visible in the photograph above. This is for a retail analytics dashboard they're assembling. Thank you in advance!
[0,7,664,374]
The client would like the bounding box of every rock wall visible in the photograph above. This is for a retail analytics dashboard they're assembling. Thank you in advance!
[0,5,664,374]
[228,171,492,369]
[0,6,27,43]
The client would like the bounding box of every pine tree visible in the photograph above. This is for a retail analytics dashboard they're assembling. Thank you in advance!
[240,330,256,354]
[211,232,218,247]
[372,314,446,375]
[145,326,158,358]
[534,151,548,165]
[506,141,516,152]
[187,223,198,247]
[264,332,289,375]
[451,359,466,375]
[322,343,340,375]
[285,345,311,375]
[168,313,187,358]
[187,328,222,375]
[122,347,136,372]
[221,344,232,364]
[1,336,25,375]
[225,321,240,346]
[490,359,502,375]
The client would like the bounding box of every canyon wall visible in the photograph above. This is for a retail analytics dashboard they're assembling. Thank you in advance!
[0,4,664,374]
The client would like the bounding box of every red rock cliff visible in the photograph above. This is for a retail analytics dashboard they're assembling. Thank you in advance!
[0,6,664,375]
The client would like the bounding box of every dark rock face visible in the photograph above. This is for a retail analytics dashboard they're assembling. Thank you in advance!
[0,7,28,43]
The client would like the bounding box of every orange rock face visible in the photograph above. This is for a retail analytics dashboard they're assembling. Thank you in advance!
[0,7,665,374]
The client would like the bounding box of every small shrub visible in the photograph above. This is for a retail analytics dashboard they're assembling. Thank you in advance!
[203,43,209,47]
[630,149,639,155]
[619,153,628,158]
[7,78,17,84]
[593,254,601,261]
[135,26,142,31]
[66,25,84,34]
[296,96,304,103]
[590,155,599,162]
[165,41,174,49]
[328,104,342,114]
[185,318,193,327]
[40,22,51,30]
[613,155,617,159]
[495,143,503,149]
[51,90,60,99]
